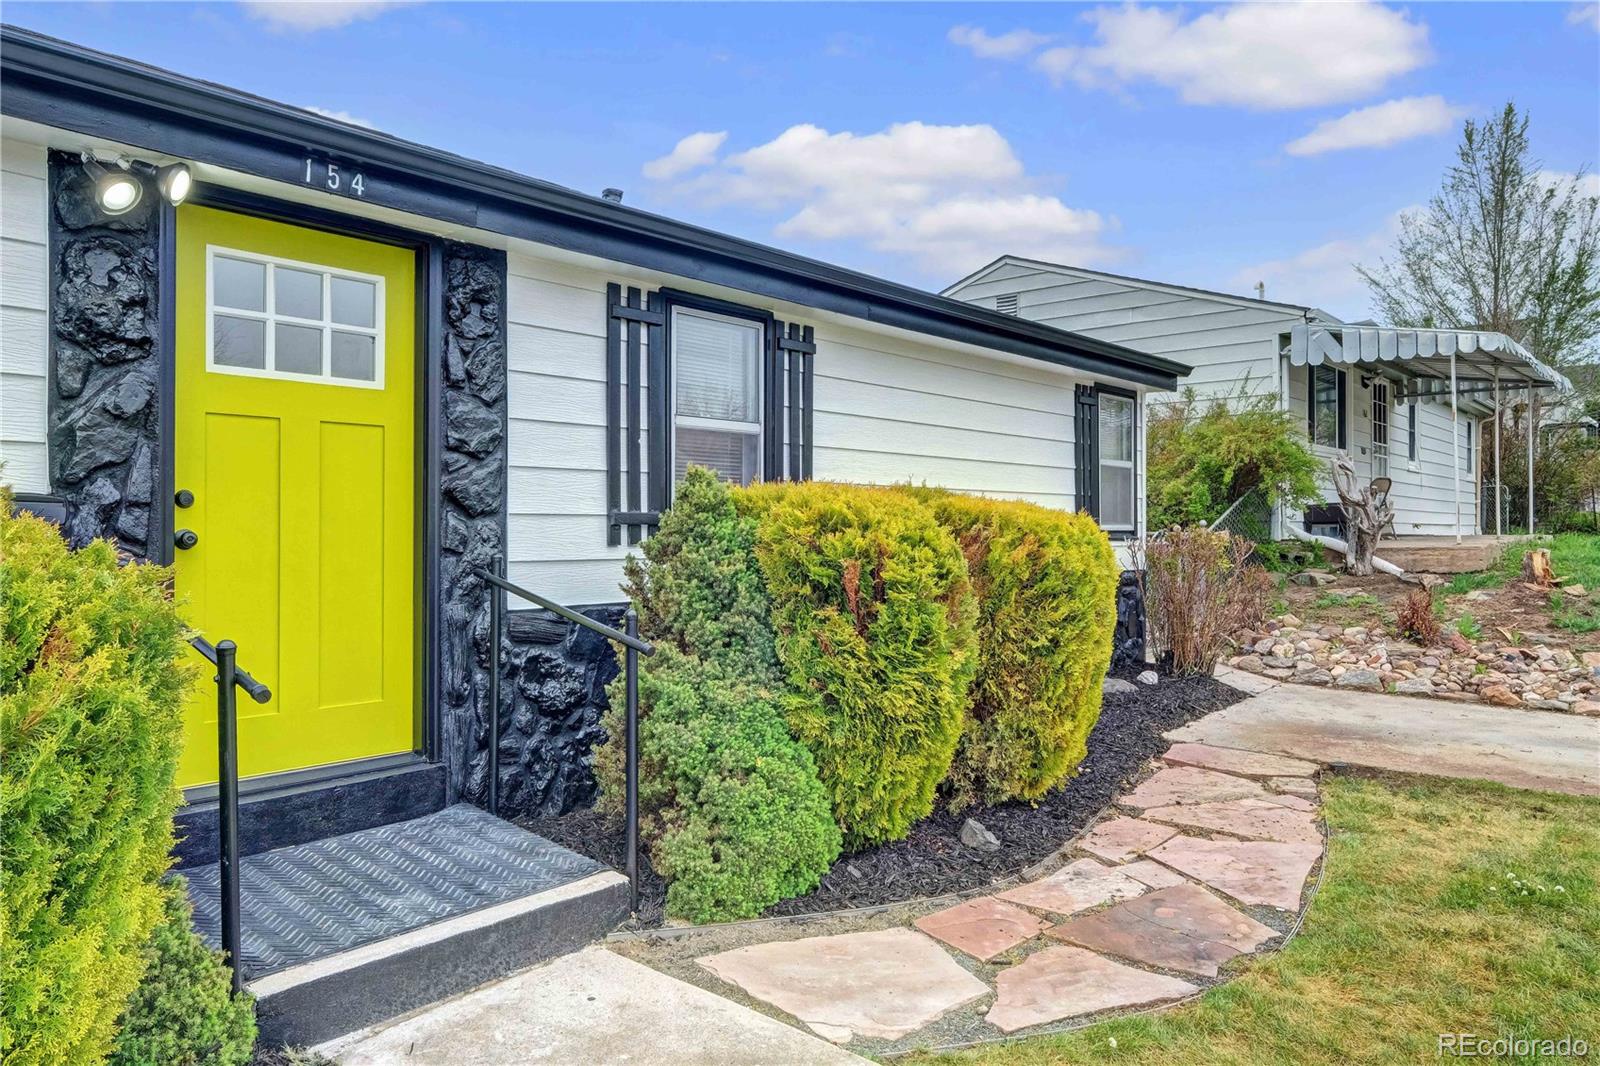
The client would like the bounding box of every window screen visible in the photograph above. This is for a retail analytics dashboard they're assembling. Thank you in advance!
[1098,392,1136,530]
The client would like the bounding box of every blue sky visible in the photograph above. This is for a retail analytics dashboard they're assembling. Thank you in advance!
[9,1,1598,319]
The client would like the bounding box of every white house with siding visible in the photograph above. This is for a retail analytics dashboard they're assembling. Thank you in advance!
[946,256,1571,540]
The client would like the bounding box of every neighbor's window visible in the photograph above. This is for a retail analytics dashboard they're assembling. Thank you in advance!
[208,247,384,387]
[672,307,762,486]
[1309,364,1344,448]
[1407,401,1419,461]
[1098,391,1136,531]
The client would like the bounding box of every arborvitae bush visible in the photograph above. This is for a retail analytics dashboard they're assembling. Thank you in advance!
[916,490,1119,808]
[596,469,839,921]
[110,878,257,1066]
[734,481,977,847]
[1,504,194,1063]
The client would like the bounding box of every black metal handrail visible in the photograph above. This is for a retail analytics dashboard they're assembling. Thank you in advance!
[477,558,654,913]
[187,635,271,996]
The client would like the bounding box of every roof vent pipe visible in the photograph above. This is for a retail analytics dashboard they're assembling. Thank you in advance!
[601,188,624,203]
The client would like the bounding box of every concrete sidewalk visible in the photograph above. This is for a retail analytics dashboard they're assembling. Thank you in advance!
[1179,672,1600,796]
[323,947,867,1065]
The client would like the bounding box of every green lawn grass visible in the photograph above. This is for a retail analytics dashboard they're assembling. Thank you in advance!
[921,774,1600,1066]
[1440,535,1600,633]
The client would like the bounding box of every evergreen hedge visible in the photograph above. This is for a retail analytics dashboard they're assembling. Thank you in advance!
[110,878,257,1066]
[734,481,977,847]
[915,491,1119,808]
[1,504,194,1063]
[596,470,839,921]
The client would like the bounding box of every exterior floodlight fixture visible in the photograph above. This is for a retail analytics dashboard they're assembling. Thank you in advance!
[81,153,142,215]
[155,162,192,205]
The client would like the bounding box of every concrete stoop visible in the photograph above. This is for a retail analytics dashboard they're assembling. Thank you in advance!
[179,804,630,1046]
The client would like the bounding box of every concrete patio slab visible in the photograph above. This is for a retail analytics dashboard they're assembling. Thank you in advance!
[1162,742,1319,779]
[696,928,990,1043]
[1049,884,1279,978]
[1213,664,1281,695]
[1120,765,1267,810]
[913,896,1050,961]
[984,945,1198,1033]
[1148,835,1322,911]
[997,858,1148,917]
[327,946,868,1065]
[1168,683,1600,796]
[1078,817,1180,863]
[1119,860,1189,889]
[1141,797,1322,844]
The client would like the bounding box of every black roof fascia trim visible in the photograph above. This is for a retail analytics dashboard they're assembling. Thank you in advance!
[0,26,1187,390]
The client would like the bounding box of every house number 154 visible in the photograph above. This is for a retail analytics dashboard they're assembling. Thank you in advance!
[303,158,367,197]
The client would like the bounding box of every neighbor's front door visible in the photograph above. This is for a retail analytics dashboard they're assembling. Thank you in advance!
[174,205,415,787]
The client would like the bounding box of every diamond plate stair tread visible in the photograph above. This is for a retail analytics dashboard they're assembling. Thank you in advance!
[184,804,608,978]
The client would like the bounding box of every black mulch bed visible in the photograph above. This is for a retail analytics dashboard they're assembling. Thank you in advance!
[520,672,1245,928]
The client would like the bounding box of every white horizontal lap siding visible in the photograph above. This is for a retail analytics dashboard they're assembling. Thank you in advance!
[952,267,1289,406]
[0,140,50,493]
[504,254,643,605]
[809,325,1076,511]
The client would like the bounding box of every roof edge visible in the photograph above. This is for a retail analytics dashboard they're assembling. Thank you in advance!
[944,254,1317,317]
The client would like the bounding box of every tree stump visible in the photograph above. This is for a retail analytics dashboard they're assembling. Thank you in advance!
[1330,452,1395,576]
[1522,549,1555,586]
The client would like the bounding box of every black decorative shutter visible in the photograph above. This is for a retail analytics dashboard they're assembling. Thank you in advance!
[605,284,666,545]
[1074,384,1099,519]
[1336,367,1348,449]
[770,321,816,481]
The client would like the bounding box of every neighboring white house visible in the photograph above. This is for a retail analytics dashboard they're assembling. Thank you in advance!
[946,256,1572,540]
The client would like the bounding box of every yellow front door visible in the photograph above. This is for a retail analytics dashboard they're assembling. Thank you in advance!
[174,205,415,787]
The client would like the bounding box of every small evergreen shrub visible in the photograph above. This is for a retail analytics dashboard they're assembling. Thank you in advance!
[596,469,839,922]
[110,878,257,1066]
[916,491,1119,808]
[735,481,977,847]
[1,503,193,1063]
[601,648,840,922]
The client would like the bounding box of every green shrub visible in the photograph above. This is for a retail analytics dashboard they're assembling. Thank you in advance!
[110,877,256,1066]
[915,491,1118,808]
[597,468,839,922]
[601,648,840,922]
[735,481,977,847]
[1,503,193,1063]
[1148,388,1323,529]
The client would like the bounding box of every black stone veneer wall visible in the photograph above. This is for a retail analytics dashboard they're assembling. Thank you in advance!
[45,151,164,558]
[435,241,618,816]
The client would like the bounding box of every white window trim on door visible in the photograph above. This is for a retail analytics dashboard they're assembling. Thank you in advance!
[669,305,764,488]
[205,244,386,390]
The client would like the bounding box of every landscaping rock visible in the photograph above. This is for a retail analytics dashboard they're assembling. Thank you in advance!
[1137,670,1159,686]
[1480,684,1522,707]
[913,896,1048,961]
[1292,571,1337,587]
[1049,883,1279,977]
[1394,677,1434,695]
[1334,668,1382,691]
[985,946,1197,1033]
[1574,699,1600,717]
[960,818,1001,853]
[1103,677,1139,697]
[1565,584,1587,597]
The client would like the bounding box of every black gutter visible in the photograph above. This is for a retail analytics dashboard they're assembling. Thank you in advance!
[0,25,1190,390]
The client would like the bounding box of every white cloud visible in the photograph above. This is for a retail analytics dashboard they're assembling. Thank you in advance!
[1286,95,1465,157]
[301,104,376,129]
[1033,1,1431,110]
[1228,209,1414,320]
[662,121,1116,278]
[240,1,416,33]
[1568,3,1600,31]
[642,131,728,181]
[1537,169,1600,200]
[948,25,1052,60]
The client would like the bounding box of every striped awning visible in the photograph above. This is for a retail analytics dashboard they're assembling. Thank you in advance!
[1287,323,1571,394]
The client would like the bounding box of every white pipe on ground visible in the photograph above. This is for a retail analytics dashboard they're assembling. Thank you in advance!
[1284,525,1408,579]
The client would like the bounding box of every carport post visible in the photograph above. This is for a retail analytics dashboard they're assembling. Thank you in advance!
[1493,369,1502,539]
[1528,384,1537,534]
[1451,351,1462,543]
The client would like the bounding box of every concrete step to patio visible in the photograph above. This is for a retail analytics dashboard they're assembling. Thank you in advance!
[179,804,629,1047]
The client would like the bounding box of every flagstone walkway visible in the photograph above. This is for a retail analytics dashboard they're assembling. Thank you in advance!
[618,737,1326,1054]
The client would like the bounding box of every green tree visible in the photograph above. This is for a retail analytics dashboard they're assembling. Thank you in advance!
[1358,103,1600,371]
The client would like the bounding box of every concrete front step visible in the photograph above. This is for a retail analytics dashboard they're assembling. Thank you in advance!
[181,804,629,1046]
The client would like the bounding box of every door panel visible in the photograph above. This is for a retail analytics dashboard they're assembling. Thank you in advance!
[175,205,415,787]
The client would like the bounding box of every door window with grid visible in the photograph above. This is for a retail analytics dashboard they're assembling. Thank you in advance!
[1371,380,1390,477]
